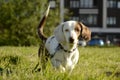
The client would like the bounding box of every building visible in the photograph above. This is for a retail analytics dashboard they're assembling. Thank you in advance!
[50,0,120,44]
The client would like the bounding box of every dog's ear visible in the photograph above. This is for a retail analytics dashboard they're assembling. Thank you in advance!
[79,22,91,42]
[54,24,65,43]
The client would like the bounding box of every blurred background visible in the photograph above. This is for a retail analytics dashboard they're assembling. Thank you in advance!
[0,0,120,46]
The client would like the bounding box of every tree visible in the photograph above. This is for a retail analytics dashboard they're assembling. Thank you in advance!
[0,0,60,46]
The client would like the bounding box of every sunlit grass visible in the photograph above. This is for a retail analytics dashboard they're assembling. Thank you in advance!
[0,46,120,80]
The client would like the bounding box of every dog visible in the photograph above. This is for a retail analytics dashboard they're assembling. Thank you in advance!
[37,5,91,73]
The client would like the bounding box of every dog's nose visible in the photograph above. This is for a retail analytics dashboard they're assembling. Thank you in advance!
[69,37,74,43]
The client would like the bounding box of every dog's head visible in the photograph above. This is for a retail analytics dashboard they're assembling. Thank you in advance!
[54,21,91,44]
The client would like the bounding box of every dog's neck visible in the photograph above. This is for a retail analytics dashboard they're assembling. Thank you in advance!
[60,42,77,52]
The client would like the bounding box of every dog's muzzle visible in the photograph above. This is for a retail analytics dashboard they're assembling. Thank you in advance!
[69,37,74,43]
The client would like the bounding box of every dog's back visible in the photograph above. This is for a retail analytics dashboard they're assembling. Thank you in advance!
[45,36,59,55]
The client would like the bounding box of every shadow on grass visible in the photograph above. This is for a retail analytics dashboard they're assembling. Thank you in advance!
[105,71,120,77]
[0,55,21,76]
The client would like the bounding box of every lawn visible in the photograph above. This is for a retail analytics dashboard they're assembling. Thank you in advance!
[0,46,120,80]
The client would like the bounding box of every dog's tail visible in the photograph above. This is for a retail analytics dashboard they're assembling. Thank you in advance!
[38,5,50,42]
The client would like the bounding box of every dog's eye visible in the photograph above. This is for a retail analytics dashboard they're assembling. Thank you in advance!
[65,29,69,32]
[74,28,79,32]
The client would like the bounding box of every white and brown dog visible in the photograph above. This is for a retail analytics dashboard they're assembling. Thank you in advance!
[38,5,91,73]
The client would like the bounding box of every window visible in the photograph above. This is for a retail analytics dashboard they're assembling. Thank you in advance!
[107,17,116,25]
[118,1,120,8]
[80,14,97,25]
[107,0,117,8]
[80,0,97,8]
[70,0,79,8]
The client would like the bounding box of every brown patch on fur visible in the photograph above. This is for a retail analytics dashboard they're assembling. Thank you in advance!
[74,23,81,38]
[79,22,91,41]
[33,43,49,72]
[38,16,47,42]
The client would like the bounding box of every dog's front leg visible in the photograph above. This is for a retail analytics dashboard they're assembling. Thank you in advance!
[51,58,65,72]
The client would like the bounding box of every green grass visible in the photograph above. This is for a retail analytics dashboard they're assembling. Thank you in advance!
[0,46,120,80]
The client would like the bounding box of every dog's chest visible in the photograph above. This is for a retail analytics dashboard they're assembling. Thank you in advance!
[54,50,75,67]
[63,52,76,68]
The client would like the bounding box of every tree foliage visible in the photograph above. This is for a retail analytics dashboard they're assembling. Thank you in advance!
[0,0,60,46]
